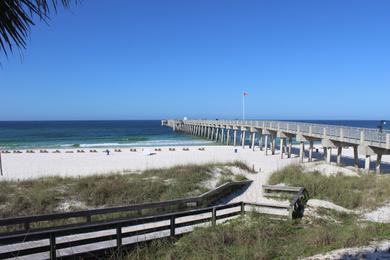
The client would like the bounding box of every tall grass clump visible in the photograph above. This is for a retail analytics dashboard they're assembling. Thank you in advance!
[268,165,390,209]
[0,162,252,218]
[125,213,390,259]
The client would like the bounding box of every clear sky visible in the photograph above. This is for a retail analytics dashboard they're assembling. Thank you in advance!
[0,0,389,120]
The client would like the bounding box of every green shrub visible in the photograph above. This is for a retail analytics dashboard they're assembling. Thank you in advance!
[268,165,390,209]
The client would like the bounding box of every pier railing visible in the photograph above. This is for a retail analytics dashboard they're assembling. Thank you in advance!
[167,119,390,148]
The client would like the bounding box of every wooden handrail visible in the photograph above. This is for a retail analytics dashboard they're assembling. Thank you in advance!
[0,180,252,232]
[0,202,244,259]
[0,185,309,259]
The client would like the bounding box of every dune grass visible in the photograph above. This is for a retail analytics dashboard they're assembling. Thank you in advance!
[122,165,390,259]
[0,161,250,219]
[126,212,390,259]
[268,165,390,209]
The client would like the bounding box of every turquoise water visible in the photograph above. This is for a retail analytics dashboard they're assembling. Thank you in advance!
[0,120,212,149]
[0,120,386,149]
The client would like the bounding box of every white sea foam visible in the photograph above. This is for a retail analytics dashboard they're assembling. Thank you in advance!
[59,139,213,148]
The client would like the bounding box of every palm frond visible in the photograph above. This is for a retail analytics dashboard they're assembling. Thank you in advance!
[0,0,75,56]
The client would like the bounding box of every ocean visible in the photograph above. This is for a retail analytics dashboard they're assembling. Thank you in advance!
[0,120,387,149]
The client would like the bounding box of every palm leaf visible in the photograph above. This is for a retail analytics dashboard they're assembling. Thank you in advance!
[0,0,75,56]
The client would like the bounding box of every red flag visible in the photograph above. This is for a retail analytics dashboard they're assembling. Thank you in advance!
[243,91,249,96]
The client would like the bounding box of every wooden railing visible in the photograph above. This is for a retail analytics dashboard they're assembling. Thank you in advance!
[0,183,308,259]
[0,201,291,259]
[0,180,252,234]
[262,185,309,219]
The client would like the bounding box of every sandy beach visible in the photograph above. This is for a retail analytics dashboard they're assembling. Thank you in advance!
[1,145,389,181]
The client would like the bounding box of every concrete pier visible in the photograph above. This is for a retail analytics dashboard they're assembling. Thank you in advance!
[226,128,231,146]
[264,135,269,156]
[163,119,390,173]
[258,130,263,151]
[376,154,382,174]
[271,135,276,155]
[241,129,246,148]
[365,155,371,174]
[337,147,342,166]
[280,138,284,159]
[326,148,332,164]
[251,130,256,151]
[233,129,237,146]
[288,138,292,158]
[299,142,305,163]
[309,141,314,162]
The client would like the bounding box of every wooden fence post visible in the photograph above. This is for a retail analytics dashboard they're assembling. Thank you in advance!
[49,233,56,260]
[241,202,245,216]
[116,226,122,256]
[170,216,175,237]
[212,207,216,226]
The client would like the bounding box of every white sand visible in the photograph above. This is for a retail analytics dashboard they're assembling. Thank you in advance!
[305,240,390,260]
[363,203,390,223]
[1,145,389,207]
[303,162,360,176]
[307,199,353,213]
[1,145,389,258]
[0,145,302,180]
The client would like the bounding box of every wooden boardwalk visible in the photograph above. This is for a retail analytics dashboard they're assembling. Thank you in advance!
[0,185,307,259]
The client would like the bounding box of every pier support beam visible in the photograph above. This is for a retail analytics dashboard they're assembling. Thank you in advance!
[251,132,256,151]
[211,128,215,141]
[271,135,276,155]
[241,130,246,148]
[233,129,237,146]
[299,142,305,163]
[215,128,219,142]
[309,141,314,162]
[259,132,263,151]
[226,129,231,146]
[264,135,269,156]
[280,138,284,159]
[220,128,225,144]
[326,148,332,164]
[353,146,359,171]
[323,147,327,161]
[365,155,371,174]
[376,154,382,175]
[337,147,342,166]
[288,137,292,158]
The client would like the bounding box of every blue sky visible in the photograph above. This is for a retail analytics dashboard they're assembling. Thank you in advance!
[0,0,389,120]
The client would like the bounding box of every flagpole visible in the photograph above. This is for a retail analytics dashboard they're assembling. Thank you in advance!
[242,92,245,120]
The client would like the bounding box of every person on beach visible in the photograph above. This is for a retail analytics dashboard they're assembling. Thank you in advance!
[105,149,110,155]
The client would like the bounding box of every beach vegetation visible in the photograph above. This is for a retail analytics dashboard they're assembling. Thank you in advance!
[121,165,390,259]
[125,212,390,259]
[268,165,390,209]
[0,161,252,218]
